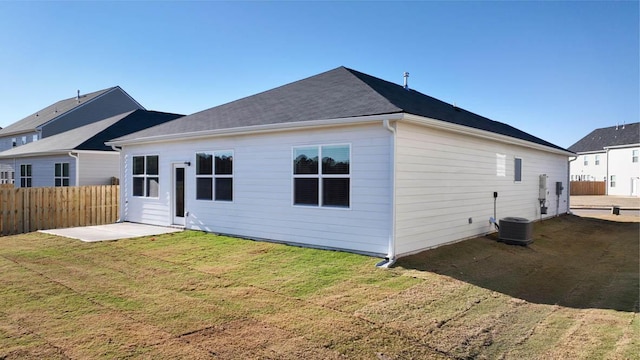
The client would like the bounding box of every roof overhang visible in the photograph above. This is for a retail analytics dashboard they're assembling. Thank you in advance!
[106,113,404,146]
[402,114,575,157]
[0,149,117,159]
[106,111,573,157]
[604,143,640,150]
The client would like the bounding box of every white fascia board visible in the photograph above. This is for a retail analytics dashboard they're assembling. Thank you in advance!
[574,150,607,155]
[401,114,575,157]
[604,143,640,150]
[106,113,404,147]
[0,149,116,159]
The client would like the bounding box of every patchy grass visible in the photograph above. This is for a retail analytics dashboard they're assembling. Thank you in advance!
[0,215,638,359]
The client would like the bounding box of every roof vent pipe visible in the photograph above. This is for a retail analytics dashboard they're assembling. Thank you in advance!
[403,72,409,90]
[76,90,80,102]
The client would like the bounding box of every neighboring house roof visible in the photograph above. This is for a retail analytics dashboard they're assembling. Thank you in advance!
[0,109,183,158]
[568,122,640,153]
[111,66,568,153]
[0,86,143,137]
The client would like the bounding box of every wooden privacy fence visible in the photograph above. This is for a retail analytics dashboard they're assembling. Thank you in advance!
[0,185,119,236]
[570,181,606,196]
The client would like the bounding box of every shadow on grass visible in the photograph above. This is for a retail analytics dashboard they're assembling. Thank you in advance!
[395,215,639,312]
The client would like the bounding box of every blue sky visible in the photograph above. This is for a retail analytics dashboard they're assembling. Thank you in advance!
[0,1,637,148]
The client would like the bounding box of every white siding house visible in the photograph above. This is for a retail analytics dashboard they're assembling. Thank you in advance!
[109,67,573,262]
[569,123,640,196]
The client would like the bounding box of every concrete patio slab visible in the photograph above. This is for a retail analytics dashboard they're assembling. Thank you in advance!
[40,222,183,242]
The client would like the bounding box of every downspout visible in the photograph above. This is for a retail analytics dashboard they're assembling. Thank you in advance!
[68,152,80,186]
[567,156,577,214]
[111,145,124,223]
[377,119,397,268]
[605,147,610,195]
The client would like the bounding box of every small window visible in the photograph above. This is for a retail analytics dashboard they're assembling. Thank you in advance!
[610,175,616,188]
[293,144,350,207]
[21,136,27,145]
[633,150,638,163]
[132,155,159,197]
[20,164,32,188]
[54,162,70,187]
[196,150,233,201]
[32,134,38,142]
[514,158,522,182]
[11,138,16,147]
[583,156,588,166]
[595,155,600,166]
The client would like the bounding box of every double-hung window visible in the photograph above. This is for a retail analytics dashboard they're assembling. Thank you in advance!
[633,150,638,163]
[54,162,70,187]
[196,150,233,201]
[293,144,350,208]
[20,164,32,188]
[583,156,588,166]
[132,155,159,197]
[595,155,600,165]
[610,175,616,188]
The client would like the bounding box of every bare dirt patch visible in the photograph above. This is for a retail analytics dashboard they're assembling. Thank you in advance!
[1,215,638,359]
[396,214,639,312]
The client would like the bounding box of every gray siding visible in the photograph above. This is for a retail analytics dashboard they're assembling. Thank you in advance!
[40,88,142,138]
[15,154,77,188]
[78,152,120,185]
[0,131,39,152]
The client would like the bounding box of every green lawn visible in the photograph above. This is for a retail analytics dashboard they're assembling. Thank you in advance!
[1,215,638,359]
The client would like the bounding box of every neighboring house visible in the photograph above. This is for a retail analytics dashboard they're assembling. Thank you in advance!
[107,66,573,263]
[0,87,144,184]
[0,110,183,188]
[568,122,640,196]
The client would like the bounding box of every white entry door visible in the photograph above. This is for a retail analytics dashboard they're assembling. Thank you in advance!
[172,164,186,226]
[632,177,639,197]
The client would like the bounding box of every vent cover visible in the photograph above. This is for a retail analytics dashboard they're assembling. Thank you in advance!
[498,217,533,245]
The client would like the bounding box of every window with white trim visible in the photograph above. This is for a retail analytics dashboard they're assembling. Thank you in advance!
[11,138,16,147]
[583,156,588,166]
[32,134,38,142]
[514,157,522,182]
[21,136,27,145]
[54,162,70,187]
[196,150,233,201]
[595,154,600,165]
[610,175,616,188]
[633,150,638,163]
[132,155,159,197]
[293,144,350,207]
[20,164,32,187]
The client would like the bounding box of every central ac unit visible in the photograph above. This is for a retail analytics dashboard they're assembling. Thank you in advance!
[499,217,533,245]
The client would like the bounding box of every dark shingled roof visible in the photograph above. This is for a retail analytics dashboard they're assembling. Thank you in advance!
[0,109,183,157]
[568,123,640,153]
[114,67,568,152]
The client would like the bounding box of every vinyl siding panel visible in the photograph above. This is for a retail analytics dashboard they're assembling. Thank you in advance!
[78,152,120,185]
[0,131,38,152]
[121,123,392,255]
[607,146,640,196]
[15,154,77,188]
[394,122,569,256]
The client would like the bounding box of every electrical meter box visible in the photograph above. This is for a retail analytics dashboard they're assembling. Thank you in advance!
[555,181,564,195]
[539,174,548,200]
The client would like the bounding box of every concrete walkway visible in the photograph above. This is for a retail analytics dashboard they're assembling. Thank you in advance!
[40,222,183,242]
[570,195,640,210]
